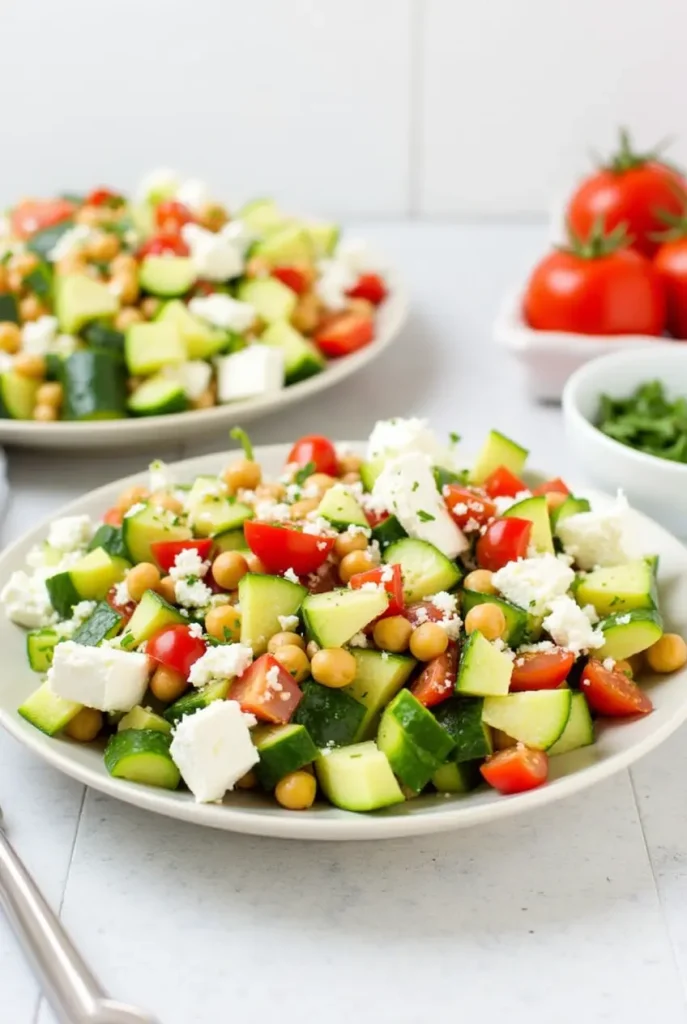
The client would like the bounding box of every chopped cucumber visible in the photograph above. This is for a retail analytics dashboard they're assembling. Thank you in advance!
[55,274,118,334]
[551,495,591,534]
[470,429,528,485]
[122,589,186,647]
[213,528,249,553]
[253,224,314,267]
[125,322,186,376]
[433,697,493,763]
[293,681,366,748]
[122,503,192,565]
[461,590,529,647]
[104,729,180,790]
[432,760,481,794]
[261,321,325,384]
[18,682,82,736]
[88,524,130,562]
[138,256,197,298]
[46,548,129,617]
[382,538,461,602]
[236,278,297,323]
[303,221,339,258]
[118,706,171,734]
[163,679,230,724]
[128,375,188,416]
[359,459,384,492]
[239,573,307,655]
[27,629,61,673]
[81,321,125,357]
[548,693,594,755]
[0,293,19,323]
[597,609,664,660]
[0,371,40,419]
[503,495,554,553]
[237,198,287,236]
[371,514,407,550]
[61,350,127,420]
[316,483,368,529]
[575,560,658,618]
[342,648,416,740]
[156,300,228,359]
[27,220,75,261]
[190,497,253,538]
[253,723,319,789]
[72,601,122,646]
[377,690,454,793]
[315,741,404,812]
[456,631,513,697]
[301,589,389,648]
[481,690,572,750]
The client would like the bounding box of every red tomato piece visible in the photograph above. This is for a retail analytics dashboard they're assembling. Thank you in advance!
[654,238,687,339]
[404,601,446,627]
[365,509,388,529]
[150,538,214,574]
[532,477,570,497]
[346,272,387,305]
[443,485,496,530]
[483,466,527,499]
[85,187,124,208]
[244,521,334,576]
[272,265,312,295]
[137,233,190,259]
[476,518,532,572]
[510,648,575,691]
[411,642,459,708]
[147,625,207,679]
[103,507,123,527]
[105,585,136,624]
[11,198,75,239]
[230,653,303,724]
[349,564,403,617]
[580,659,653,717]
[481,747,549,795]
[304,561,340,594]
[315,312,374,358]
[287,435,338,476]
[155,199,194,233]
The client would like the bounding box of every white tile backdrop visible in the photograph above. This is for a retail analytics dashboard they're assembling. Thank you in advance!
[2,0,687,217]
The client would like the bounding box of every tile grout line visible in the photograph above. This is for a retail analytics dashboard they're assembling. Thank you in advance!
[30,786,87,1024]
[407,0,426,218]
[628,768,687,1013]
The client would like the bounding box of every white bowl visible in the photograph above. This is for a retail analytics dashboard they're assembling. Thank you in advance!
[563,348,687,536]
[495,285,680,402]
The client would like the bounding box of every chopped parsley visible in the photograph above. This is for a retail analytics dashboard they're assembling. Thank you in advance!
[449,431,461,446]
[411,481,419,492]
[417,510,435,522]
[120,633,135,648]
[295,461,316,485]
[597,381,687,463]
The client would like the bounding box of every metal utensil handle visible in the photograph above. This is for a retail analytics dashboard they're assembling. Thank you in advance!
[0,831,158,1023]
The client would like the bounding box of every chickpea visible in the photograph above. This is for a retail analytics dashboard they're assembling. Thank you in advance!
[246,255,271,278]
[311,647,357,688]
[289,498,318,520]
[192,387,217,410]
[113,271,139,305]
[111,253,138,276]
[149,491,183,514]
[334,531,368,558]
[291,292,322,334]
[235,770,258,790]
[274,644,310,683]
[0,265,8,291]
[85,231,120,262]
[75,205,103,226]
[114,307,144,331]
[6,269,24,293]
[8,251,39,276]
[254,482,286,501]
[223,459,262,493]
[464,569,497,595]
[212,551,249,590]
[308,473,336,496]
[267,632,305,655]
[196,202,229,232]
[614,659,633,678]
[275,770,317,810]
[546,491,568,512]
[0,322,21,354]
[36,381,63,408]
[116,484,150,512]
[55,254,88,277]
[150,664,187,703]
[347,297,375,318]
[33,404,57,422]
[245,553,266,575]
[306,641,320,660]
[126,562,161,603]
[373,615,413,653]
[338,550,375,584]
[14,354,46,379]
[65,707,103,742]
[646,633,687,674]
[337,453,363,476]
[409,622,449,661]
[157,575,177,604]
[464,603,507,642]
[204,605,241,642]
[341,472,361,485]
[19,295,47,322]
[140,296,162,320]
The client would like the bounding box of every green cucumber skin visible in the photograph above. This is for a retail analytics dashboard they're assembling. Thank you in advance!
[0,293,19,323]
[433,697,493,763]
[26,629,61,673]
[81,321,125,358]
[432,759,482,794]
[61,350,127,420]
[163,680,230,724]
[27,220,75,261]
[255,726,319,789]
[104,729,180,789]
[293,682,366,749]
[88,524,131,562]
[46,572,81,619]
[72,601,122,647]
[371,515,407,550]
[461,590,528,647]
[386,691,454,764]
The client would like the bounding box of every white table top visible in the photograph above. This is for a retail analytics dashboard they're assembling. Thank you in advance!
[3,222,687,1024]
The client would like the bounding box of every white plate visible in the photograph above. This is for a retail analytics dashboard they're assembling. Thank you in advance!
[0,271,408,450]
[2,443,687,841]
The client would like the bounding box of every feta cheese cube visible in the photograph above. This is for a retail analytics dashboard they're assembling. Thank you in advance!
[188,642,253,688]
[182,226,245,283]
[161,360,213,401]
[1,570,56,628]
[21,316,58,357]
[48,515,93,553]
[556,493,637,570]
[170,701,258,803]
[372,452,467,558]
[175,177,214,213]
[315,259,357,311]
[492,553,575,617]
[367,417,455,470]
[148,459,174,493]
[542,596,604,656]
[215,345,284,403]
[47,641,149,712]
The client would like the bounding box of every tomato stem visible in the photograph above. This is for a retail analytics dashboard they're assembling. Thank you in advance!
[559,217,633,259]
[603,125,678,175]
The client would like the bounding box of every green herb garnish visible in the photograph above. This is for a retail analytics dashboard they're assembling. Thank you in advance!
[597,381,687,463]
[417,510,435,522]
[295,461,316,485]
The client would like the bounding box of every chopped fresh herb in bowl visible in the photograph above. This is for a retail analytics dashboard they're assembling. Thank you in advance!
[597,381,687,463]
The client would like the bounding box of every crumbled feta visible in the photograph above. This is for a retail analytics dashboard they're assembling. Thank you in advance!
[492,638,515,660]
[367,417,456,470]
[182,225,245,283]
[283,568,300,584]
[59,599,98,638]
[48,515,92,553]
[124,502,147,519]
[277,614,300,631]
[254,500,291,523]
[189,292,256,331]
[437,614,462,640]
[302,516,333,536]
[315,258,357,311]
[265,664,283,693]
[379,565,395,584]
[366,539,381,564]
[188,643,253,688]
[161,360,213,401]
[348,632,369,648]
[170,548,210,581]
[215,345,284,403]
[542,596,604,656]
[175,177,214,213]
[517,640,555,654]
[219,220,256,254]
[188,621,205,639]
[492,553,575,617]
[493,491,532,515]
[21,316,58,357]
[359,581,384,592]
[429,591,458,615]
[1,570,56,628]
[372,452,467,559]
[113,578,131,606]
[148,459,174,494]
[170,701,258,803]
[47,641,149,712]
[603,657,616,671]
[53,334,79,358]
[47,225,92,262]
[182,477,226,511]
[174,577,212,609]
[556,492,637,570]
[343,523,371,538]
[413,605,429,625]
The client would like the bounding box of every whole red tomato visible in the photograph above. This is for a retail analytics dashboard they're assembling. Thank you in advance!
[566,129,685,258]
[654,238,687,339]
[524,226,666,336]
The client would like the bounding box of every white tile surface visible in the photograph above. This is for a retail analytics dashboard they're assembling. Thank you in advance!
[0,0,412,218]
[2,223,687,1023]
[420,0,687,216]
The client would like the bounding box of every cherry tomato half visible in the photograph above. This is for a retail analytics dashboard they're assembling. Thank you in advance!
[483,466,526,499]
[349,563,403,617]
[102,507,124,527]
[287,435,338,476]
[150,539,214,574]
[481,747,549,795]
[147,625,207,679]
[155,199,194,233]
[443,485,496,530]
[230,653,303,724]
[244,521,335,576]
[138,233,190,259]
[11,198,75,239]
[532,477,570,497]
[476,518,532,572]
[411,642,459,708]
[85,187,124,208]
[510,648,575,691]
[346,272,387,305]
[315,312,374,358]
[272,265,312,295]
[105,585,135,624]
[580,659,653,717]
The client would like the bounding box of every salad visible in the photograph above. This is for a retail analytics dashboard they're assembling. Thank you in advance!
[3,418,686,813]
[0,171,389,423]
